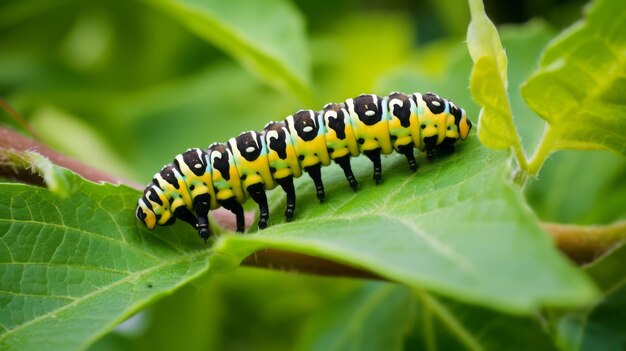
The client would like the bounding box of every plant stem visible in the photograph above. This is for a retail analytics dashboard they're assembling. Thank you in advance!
[526,125,557,176]
[0,126,141,188]
[543,221,626,264]
[512,143,528,171]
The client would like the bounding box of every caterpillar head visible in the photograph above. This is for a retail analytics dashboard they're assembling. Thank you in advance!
[443,101,472,145]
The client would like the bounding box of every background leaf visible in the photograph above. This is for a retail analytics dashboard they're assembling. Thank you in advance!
[405,292,558,350]
[146,0,312,103]
[556,243,626,351]
[466,0,526,160]
[0,169,220,351]
[521,0,626,156]
[89,268,359,351]
[525,149,626,225]
[295,283,414,351]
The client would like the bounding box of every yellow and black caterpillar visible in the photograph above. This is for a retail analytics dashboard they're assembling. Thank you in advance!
[136,92,472,241]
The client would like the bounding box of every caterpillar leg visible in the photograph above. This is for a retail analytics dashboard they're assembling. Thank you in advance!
[424,135,438,161]
[277,176,296,222]
[363,148,383,184]
[247,183,270,229]
[397,144,418,172]
[219,197,245,233]
[304,164,325,202]
[193,193,212,242]
[426,147,435,161]
[335,155,358,191]
[173,206,198,233]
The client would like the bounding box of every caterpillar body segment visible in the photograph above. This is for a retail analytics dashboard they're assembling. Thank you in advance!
[263,121,302,180]
[285,109,332,201]
[136,91,472,241]
[321,102,360,191]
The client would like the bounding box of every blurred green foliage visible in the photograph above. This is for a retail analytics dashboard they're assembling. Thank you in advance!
[1,0,625,350]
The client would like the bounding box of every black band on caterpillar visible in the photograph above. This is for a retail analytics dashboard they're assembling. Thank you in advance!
[136,92,472,241]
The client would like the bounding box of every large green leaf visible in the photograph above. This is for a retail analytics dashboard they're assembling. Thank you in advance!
[556,243,626,351]
[0,168,219,351]
[145,0,312,103]
[215,135,596,313]
[295,283,414,351]
[466,0,525,162]
[521,0,626,156]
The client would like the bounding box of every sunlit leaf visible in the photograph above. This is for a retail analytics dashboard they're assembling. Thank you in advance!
[466,0,525,159]
[521,0,626,156]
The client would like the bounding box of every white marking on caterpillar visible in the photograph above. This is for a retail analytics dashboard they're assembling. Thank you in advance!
[303,126,313,132]
[432,101,441,106]
[389,98,403,115]
[195,148,203,162]
[211,151,222,165]
[324,110,338,122]
[246,146,256,153]
[194,164,202,169]
[266,130,279,144]
[308,110,319,129]
[365,110,375,117]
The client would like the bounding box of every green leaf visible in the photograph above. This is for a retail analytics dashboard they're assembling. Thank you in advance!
[380,20,555,155]
[525,150,626,225]
[90,275,221,351]
[215,136,597,313]
[145,0,313,103]
[466,0,526,165]
[0,167,218,351]
[556,242,626,351]
[295,282,414,351]
[406,292,558,351]
[521,0,626,157]
[91,268,361,351]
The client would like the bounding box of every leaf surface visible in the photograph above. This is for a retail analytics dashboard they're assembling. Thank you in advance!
[215,136,597,313]
[0,170,216,351]
[521,0,626,155]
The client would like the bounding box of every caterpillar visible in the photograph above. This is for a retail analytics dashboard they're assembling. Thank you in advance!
[136,92,472,241]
